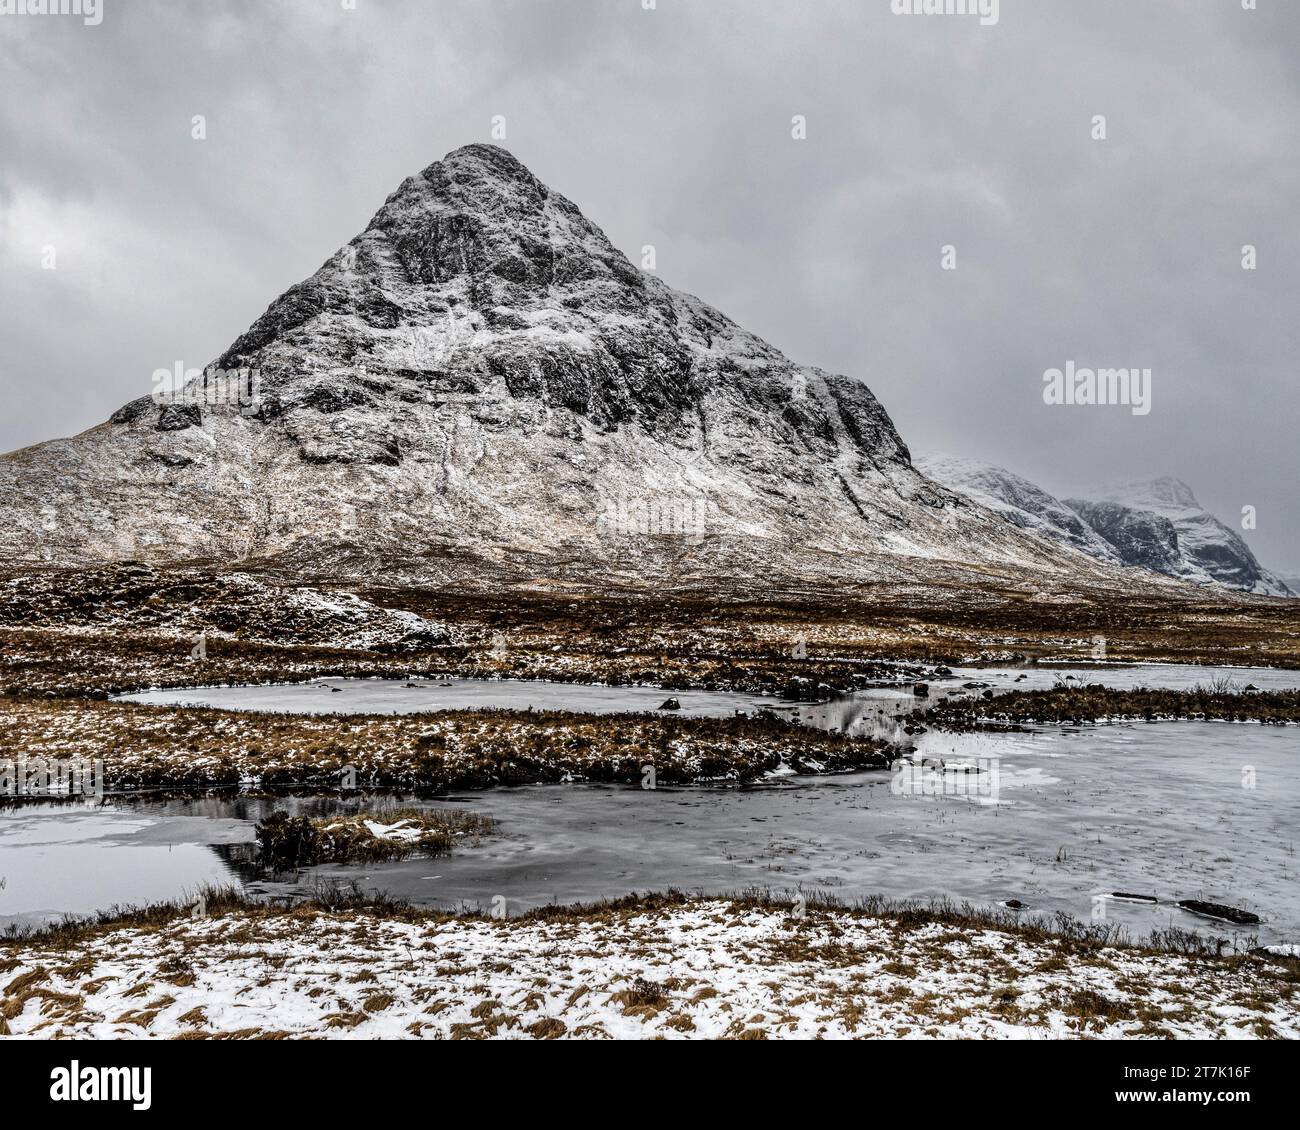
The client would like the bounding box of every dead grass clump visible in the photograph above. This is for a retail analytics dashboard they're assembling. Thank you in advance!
[1066,989,1135,1027]
[526,1016,567,1039]
[256,807,494,867]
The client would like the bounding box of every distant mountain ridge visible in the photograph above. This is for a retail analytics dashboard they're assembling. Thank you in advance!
[921,457,1292,598]
[1074,477,1293,597]
[914,455,1120,564]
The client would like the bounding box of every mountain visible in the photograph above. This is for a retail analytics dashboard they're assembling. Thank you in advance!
[0,144,1165,593]
[920,455,1290,598]
[914,455,1120,564]
[1063,499,1187,576]
[1068,478,1293,597]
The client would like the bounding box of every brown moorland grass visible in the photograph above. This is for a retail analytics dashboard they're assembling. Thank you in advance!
[4,889,1294,1039]
[0,697,891,796]
[369,584,1300,674]
[3,579,1299,701]
[7,889,1295,1039]
[927,686,1300,728]
[0,884,1227,951]
[0,885,1261,959]
[255,807,495,866]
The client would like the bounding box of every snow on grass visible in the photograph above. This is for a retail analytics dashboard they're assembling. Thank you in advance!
[3,898,1296,1040]
[256,808,495,867]
[0,697,887,794]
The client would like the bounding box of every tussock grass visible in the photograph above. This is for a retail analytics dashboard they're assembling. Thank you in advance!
[0,697,890,799]
[256,807,494,867]
[928,686,1300,728]
[2,885,1264,962]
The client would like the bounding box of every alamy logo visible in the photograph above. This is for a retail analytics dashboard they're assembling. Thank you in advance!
[1042,362,1151,416]
[0,0,103,25]
[891,0,999,27]
[152,361,261,414]
[1,757,104,799]
[50,1062,150,1110]
[596,494,714,544]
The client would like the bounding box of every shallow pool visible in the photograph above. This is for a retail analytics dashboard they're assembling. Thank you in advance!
[3,719,1295,948]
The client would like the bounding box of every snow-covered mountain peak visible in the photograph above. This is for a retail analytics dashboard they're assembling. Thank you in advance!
[0,148,1172,591]
[1097,476,1202,517]
[922,457,1292,599]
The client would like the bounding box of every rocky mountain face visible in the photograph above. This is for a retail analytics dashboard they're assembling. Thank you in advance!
[920,457,1290,598]
[1064,500,1185,576]
[1069,478,1293,597]
[0,144,1158,592]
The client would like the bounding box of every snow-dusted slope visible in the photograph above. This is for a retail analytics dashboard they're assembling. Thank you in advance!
[0,145,1150,591]
[1071,478,1293,597]
[915,455,1119,563]
[923,457,1291,598]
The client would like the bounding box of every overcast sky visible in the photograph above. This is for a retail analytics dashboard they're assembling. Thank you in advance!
[1,0,1296,569]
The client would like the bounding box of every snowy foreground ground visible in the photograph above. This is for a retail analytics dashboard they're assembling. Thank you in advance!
[4,899,1297,1039]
